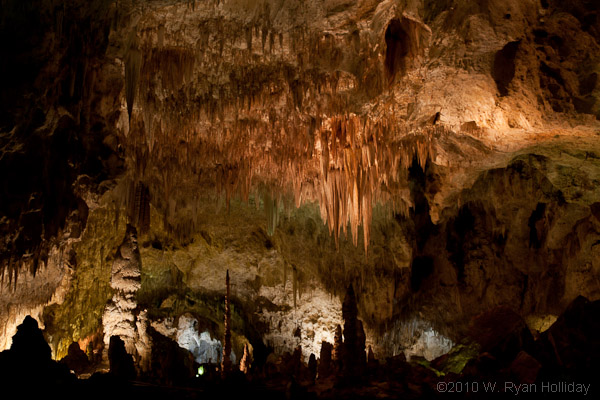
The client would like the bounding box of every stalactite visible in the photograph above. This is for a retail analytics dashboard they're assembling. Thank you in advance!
[265,192,279,236]
[125,38,142,120]
[128,181,150,235]
[157,25,165,48]
[283,260,287,291]
[115,8,453,256]
[292,265,297,309]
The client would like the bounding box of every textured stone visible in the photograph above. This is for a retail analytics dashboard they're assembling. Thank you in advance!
[468,306,534,364]
[509,351,541,384]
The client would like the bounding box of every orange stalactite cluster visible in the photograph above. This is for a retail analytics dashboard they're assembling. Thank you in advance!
[116,8,447,252]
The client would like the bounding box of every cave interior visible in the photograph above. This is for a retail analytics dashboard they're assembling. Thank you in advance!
[1,0,600,398]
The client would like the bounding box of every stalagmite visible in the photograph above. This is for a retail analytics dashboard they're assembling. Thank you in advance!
[102,224,150,372]
[292,265,298,308]
[308,353,317,383]
[367,345,376,368]
[108,336,136,380]
[318,341,333,379]
[221,269,232,378]
[357,319,367,371]
[239,343,251,374]
[332,324,343,371]
[342,284,366,378]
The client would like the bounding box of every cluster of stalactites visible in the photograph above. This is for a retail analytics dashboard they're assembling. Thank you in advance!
[117,9,448,252]
[315,115,441,252]
[122,106,443,252]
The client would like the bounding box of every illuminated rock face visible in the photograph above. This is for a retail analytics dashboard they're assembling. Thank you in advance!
[379,318,454,361]
[259,282,343,360]
[109,0,600,253]
[152,313,235,365]
[102,224,150,371]
[0,0,599,374]
[175,314,231,365]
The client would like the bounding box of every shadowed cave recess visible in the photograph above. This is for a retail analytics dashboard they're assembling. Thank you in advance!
[1,0,600,398]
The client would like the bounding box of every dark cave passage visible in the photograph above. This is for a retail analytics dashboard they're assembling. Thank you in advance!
[492,40,519,97]
[384,19,410,82]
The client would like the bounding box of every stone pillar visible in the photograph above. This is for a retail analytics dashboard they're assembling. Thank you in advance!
[221,269,232,378]
[332,324,343,371]
[318,341,333,379]
[240,343,252,374]
[342,284,366,378]
[102,224,150,372]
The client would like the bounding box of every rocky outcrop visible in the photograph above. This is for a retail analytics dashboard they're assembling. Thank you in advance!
[467,306,534,364]
[0,316,74,389]
[59,342,91,376]
[535,295,600,379]
[0,0,123,283]
[341,285,366,379]
[108,335,136,381]
[317,341,333,379]
[147,326,196,386]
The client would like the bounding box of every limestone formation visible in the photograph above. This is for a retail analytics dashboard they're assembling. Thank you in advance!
[308,353,317,383]
[240,343,252,374]
[108,335,136,381]
[148,326,195,386]
[221,269,232,378]
[0,316,73,388]
[341,284,366,378]
[102,224,150,371]
[332,324,343,371]
[60,342,91,375]
[367,345,376,368]
[318,341,333,379]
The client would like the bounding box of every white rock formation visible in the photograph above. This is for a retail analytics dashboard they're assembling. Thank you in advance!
[259,281,343,360]
[0,245,73,353]
[378,317,453,361]
[102,225,150,370]
[153,313,235,365]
